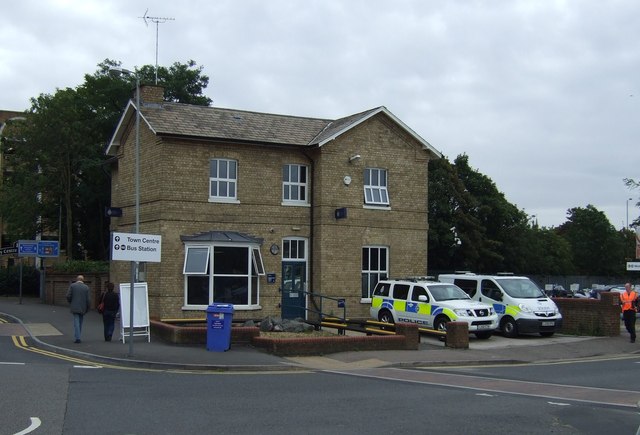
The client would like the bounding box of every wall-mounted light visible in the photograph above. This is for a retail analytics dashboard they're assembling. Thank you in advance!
[348,154,361,163]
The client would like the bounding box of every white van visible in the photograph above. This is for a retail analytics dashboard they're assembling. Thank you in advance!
[370,278,499,339]
[438,273,562,337]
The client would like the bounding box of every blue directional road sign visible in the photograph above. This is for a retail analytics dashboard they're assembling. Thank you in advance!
[18,240,60,257]
[38,241,59,257]
[18,240,38,257]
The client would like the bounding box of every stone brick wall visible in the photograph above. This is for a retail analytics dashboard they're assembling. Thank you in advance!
[553,292,621,336]
[312,115,430,319]
[45,272,110,308]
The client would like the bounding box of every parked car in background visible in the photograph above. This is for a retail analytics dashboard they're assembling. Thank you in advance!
[544,284,571,298]
[589,285,626,299]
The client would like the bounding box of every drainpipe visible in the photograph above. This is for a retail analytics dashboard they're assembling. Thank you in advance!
[302,150,318,320]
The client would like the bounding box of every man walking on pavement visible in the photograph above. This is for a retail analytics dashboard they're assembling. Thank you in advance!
[620,282,638,343]
[66,275,90,343]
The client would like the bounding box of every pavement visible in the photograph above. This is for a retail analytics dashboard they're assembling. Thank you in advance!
[1,297,638,372]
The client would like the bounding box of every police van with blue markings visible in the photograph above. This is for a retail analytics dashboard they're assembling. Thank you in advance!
[370,278,499,339]
[438,272,563,338]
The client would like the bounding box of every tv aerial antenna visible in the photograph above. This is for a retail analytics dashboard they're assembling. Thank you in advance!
[139,9,175,84]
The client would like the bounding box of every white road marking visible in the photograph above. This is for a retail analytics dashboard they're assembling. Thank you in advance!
[548,401,571,406]
[0,362,25,365]
[73,365,103,369]
[476,393,496,397]
[14,417,41,435]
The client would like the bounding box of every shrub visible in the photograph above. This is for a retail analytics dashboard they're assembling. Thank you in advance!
[50,260,109,273]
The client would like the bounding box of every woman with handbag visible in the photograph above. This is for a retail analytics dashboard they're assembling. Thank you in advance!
[101,282,120,342]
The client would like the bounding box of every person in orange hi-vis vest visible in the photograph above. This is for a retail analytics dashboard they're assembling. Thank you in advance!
[620,283,638,343]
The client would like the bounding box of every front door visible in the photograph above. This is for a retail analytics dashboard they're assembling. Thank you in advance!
[281,262,306,319]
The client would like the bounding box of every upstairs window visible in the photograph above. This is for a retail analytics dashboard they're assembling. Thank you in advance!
[210,159,237,201]
[283,164,308,204]
[364,168,389,206]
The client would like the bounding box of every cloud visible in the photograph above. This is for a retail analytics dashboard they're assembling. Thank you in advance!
[3,0,639,229]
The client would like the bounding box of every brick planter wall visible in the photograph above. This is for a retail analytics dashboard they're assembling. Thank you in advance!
[553,292,620,336]
[150,320,260,345]
[150,321,421,356]
[251,322,420,356]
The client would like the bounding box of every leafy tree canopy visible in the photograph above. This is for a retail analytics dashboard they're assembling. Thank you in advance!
[0,59,212,260]
[556,205,624,275]
[428,155,629,276]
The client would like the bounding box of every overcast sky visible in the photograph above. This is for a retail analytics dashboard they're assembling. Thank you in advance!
[2,0,639,229]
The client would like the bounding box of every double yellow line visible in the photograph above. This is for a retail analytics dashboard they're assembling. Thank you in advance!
[11,335,104,367]
[1,316,126,369]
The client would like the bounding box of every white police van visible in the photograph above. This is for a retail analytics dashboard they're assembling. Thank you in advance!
[438,273,563,338]
[370,278,498,339]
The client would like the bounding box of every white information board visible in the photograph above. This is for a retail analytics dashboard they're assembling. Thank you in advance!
[119,282,150,342]
[111,232,162,262]
[627,262,640,272]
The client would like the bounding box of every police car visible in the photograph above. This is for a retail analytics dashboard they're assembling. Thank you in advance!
[370,278,499,339]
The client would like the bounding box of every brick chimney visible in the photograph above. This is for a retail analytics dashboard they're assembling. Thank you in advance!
[139,85,164,104]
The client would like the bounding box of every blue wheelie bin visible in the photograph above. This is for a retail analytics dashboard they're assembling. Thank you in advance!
[206,303,234,351]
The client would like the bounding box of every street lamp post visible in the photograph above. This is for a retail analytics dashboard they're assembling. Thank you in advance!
[627,197,633,229]
[110,67,140,357]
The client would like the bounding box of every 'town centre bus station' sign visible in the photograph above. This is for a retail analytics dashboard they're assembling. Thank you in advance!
[111,232,162,263]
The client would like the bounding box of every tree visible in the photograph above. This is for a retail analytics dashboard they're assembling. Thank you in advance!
[521,227,574,275]
[428,156,484,271]
[556,205,623,275]
[428,154,574,275]
[0,59,212,260]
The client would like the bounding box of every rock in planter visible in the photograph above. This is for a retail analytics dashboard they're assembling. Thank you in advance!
[259,316,313,333]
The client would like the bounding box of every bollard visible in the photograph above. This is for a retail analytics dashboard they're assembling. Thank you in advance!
[445,321,469,349]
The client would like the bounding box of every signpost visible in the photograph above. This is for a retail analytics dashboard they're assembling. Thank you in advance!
[18,240,39,257]
[37,241,59,257]
[111,232,161,263]
[110,232,162,355]
[16,240,60,304]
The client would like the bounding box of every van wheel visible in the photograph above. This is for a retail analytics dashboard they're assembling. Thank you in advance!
[501,317,518,338]
[540,331,554,337]
[474,331,492,339]
[378,310,394,325]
